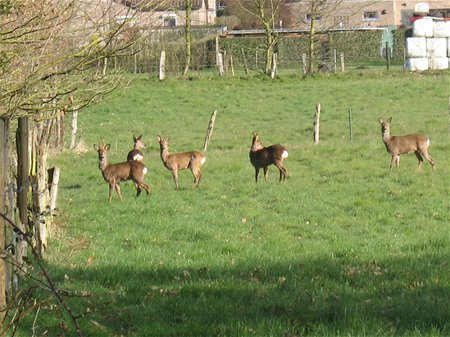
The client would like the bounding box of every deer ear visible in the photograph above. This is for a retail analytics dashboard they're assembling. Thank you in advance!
[94,144,98,150]
[105,144,111,150]
[138,134,142,140]
[387,117,392,123]
[378,118,383,123]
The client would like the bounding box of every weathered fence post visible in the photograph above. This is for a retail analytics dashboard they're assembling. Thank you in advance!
[159,50,166,81]
[203,110,217,151]
[49,167,60,215]
[271,53,278,79]
[313,103,321,144]
[333,49,337,75]
[70,109,78,150]
[230,54,235,77]
[241,48,249,75]
[340,52,345,73]
[217,53,224,76]
[302,53,307,75]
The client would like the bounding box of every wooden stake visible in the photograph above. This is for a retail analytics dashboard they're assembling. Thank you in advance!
[70,109,78,150]
[159,50,166,81]
[49,167,60,215]
[217,53,224,76]
[313,103,321,144]
[203,110,217,151]
[340,52,345,73]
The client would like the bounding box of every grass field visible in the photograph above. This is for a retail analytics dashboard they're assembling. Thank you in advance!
[20,71,449,337]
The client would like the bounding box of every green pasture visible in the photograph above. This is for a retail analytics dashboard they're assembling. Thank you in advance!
[24,72,450,336]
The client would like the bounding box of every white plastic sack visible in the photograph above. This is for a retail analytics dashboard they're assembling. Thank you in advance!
[405,58,429,71]
[406,37,427,58]
[413,18,434,37]
[427,38,447,57]
[433,21,450,38]
[429,57,449,70]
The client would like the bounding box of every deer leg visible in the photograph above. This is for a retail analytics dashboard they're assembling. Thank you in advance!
[263,167,269,181]
[421,151,435,170]
[115,184,123,201]
[140,182,151,195]
[390,155,399,170]
[171,170,179,189]
[254,167,260,183]
[274,162,287,181]
[191,169,202,187]
[108,183,114,202]
[415,151,424,171]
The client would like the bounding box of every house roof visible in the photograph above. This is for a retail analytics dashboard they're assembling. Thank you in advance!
[114,0,204,11]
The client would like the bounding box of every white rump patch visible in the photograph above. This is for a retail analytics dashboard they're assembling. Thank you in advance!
[426,138,430,146]
[134,154,143,161]
[143,167,148,175]
[201,157,206,165]
[282,151,288,159]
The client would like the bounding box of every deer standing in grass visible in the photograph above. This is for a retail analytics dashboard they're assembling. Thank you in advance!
[94,143,151,201]
[127,134,145,162]
[378,117,435,171]
[249,132,288,183]
[157,136,206,189]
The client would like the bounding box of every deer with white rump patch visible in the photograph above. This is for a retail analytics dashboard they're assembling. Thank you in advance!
[378,117,435,171]
[94,143,151,201]
[157,136,206,189]
[249,132,288,182]
[127,134,145,162]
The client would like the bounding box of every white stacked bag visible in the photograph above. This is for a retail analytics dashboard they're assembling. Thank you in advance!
[405,18,450,71]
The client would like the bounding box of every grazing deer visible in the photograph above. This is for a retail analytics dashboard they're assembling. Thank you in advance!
[127,134,145,162]
[157,136,206,189]
[94,143,151,201]
[249,132,288,183]
[378,117,435,171]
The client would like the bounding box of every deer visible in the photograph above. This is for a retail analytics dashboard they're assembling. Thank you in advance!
[157,136,206,189]
[94,142,151,202]
[127,134,145,162]
[249,132,288,183]
[378,117,435,171]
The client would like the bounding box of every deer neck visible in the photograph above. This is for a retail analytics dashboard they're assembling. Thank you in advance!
[99,154,108,172]
[251,142,264,152]
[382,129,391,143]
[160,146,169,163]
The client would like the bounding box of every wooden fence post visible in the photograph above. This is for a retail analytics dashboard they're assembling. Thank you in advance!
[340,52,345,73]
[230,54,235,77]
[271,53,278,79]
[313,103,321,144]
[159,50,166,81]
[241,48,249,75]
[70,109,78,150]
[203,110,217,151]
[302,53,307,75]
[49,167,60,215]
[217,53,224,76]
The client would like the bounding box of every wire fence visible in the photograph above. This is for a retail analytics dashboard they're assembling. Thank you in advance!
[110,27,408,77]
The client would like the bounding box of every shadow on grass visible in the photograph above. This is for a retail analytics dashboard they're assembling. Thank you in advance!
[20,253,450,337]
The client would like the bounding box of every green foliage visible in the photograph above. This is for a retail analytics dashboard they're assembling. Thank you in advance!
[20,72,450,337]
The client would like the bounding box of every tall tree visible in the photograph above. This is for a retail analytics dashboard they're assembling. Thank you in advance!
[227,0,283,74]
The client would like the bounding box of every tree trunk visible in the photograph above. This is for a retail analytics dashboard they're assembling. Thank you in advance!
[183,0,193,77]
[308,1,317,73]
[0,117,9,320]
[15,117,29,276]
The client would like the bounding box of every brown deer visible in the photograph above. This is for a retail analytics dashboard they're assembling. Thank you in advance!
[127,134,145,162]
[157,136,206,189]
[378,117,435,171]
[94,143,151,201]
[249,132,288,182]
